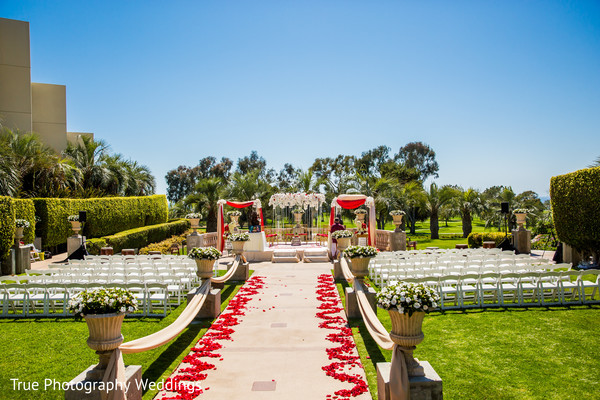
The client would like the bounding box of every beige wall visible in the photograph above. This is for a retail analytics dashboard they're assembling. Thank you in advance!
[31,83,67,152]
[0,18,32,133]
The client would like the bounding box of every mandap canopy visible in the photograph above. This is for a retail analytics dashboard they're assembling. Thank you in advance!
[216,199,263,251]
[330,194,376,246]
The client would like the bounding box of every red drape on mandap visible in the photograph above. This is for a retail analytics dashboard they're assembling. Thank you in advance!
[217,200,264,251]
[330,196,373,245]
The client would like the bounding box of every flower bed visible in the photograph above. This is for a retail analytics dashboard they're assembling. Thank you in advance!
[228,232,250,241]
[376,281,439,316]
[343,245,377,258]
[188,246,221,260]
[331,230,353,239]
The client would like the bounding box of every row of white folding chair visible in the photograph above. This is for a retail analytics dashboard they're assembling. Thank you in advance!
[0,282,172,317]
[397,270,599,310]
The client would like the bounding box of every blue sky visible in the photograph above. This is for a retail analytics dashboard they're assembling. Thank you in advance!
[2,1,599,198]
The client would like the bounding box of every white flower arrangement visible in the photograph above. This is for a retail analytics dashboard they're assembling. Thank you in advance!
[376,281,440,316]
[344,245,378,258]
[227,211,242,216]
[229,232,250,241]
[67,215,79,222]
[389,210,406,216]
[185,212,202,219]
[268,193,326,209]
[15,219,30,228]
[188,246,221,260]
[331,230,354,239]
[513,208,530,214]
[68,287,138,319]
[354,209,367,215]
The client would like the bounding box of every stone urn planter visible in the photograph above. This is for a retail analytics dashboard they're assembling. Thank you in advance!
[355,213,366,223]
[348,256,372,278]
[515,213,527,230]
[84,313,126,380]
[293,212,303,227]
[188,218,200,235]
[229,215,240,232]
[337,237,351,252]
[392,214,404,232]
[15,227,24,240]
[231,240,246,255]
[195,259,215,278]
[388,310,425,376]
[70,221,82,236]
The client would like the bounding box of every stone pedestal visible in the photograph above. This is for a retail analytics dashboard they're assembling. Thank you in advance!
[186,234,203,253]
[64,364,142,400]
[345,285,377,319]
[225,261,249,281]
[333,260,345,280]
[562,243,582,266]
[377,361,442,400]
[1,248,16,275]
[14,245,30,274]
[67,235,83,256]
[187,287,221,319]
[511,229,531,255]
[389,231,407,251]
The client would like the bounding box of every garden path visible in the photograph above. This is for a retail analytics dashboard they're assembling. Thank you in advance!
[155,260,371,400]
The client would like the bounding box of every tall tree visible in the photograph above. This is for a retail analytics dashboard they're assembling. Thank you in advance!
[395,142,439,181]
[423,182,455,239]
[182,177,225,232]
[453,187,482,238]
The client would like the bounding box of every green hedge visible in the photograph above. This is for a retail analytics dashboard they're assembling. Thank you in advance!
[550,167,600,255]
[0,196,15,260]
[34,195,168,247]
[467,232,512,248]
[87,219,189,255]
[13,199,36,245]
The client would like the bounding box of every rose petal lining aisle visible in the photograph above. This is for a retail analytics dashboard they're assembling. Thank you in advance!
[316,274,369,399]
[157,276,266,400]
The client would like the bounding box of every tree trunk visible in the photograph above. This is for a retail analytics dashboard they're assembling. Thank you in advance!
[430,212,439,239]
[462,210,472,238]
[206,206,217,233]
[409,207,417,234]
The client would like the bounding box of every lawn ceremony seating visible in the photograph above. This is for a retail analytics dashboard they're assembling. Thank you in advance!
[365,249,599,310]
[0,255,202,318]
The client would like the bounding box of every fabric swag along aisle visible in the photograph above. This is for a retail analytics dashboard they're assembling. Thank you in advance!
[316,274,369,399]
[157,276,266,400]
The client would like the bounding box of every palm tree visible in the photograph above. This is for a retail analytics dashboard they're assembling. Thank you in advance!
[63,136,111,193]
[423,182,455,239]
[183,177,225,232]
[454,187,482,238]
[396,181,426,234]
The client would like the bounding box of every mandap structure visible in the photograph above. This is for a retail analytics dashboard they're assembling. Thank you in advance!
[330,194,376,246]
[216,199,263,252]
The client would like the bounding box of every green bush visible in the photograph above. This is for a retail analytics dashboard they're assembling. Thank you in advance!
[139,231,190,255]
[13,199,35,245]
[89,219,189,254]
[0,196,15,261]
[34,195,168,248]
[467,232,512,248]
[550,167,600,257]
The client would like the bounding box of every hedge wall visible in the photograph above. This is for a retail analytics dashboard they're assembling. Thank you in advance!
[13,199,36,245]
[34,195,168,247]
[87,219,189,255]
[467,232,512,248]
[550,166,600,255]
[0,196,14,261]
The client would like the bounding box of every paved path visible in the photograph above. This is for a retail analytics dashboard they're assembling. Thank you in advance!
[156,261,371,400]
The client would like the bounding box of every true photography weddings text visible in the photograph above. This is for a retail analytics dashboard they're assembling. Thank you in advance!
[10,378,201,394]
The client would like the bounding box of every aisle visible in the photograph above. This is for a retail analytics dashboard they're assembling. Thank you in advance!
[155,261,371,400]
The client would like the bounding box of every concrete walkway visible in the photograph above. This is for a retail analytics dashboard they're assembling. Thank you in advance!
[156,261,371,400]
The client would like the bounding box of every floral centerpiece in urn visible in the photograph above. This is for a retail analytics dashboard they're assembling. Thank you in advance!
[14,219,30,240]
[376,281,439,376]
[228,210,242,232]
[67,214,81,236]
[513,208,530,231]
[344,245,377,277]
[229,232,250,255]
[188,246,221,278]
[69,287,138,380]
[185,212,202,235]
[389,210,406,232]
[331,229,354,253]
[354,209,367,233]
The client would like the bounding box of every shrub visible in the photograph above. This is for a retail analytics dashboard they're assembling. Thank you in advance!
[13,199,35,245]
[550,167,600,257]
[86,238,107,255]
[467,232,512,248]
[34,195,168,247]
[0,196,14,260]
[98,219,189,254]
[139,231,189,255]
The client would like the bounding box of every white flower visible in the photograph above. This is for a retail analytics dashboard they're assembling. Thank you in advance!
[423,305,428,311]
[120,306,126,313]
[391,298,397,306]
[414,302,421,308]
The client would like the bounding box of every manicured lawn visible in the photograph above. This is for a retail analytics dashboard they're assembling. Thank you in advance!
[337,280,600,400]
[0,281,244,399]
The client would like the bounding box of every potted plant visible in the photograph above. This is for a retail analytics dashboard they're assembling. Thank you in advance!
[353,208,367,221]
[228,210,242,231]
[15,219,30,240]
[343,245,378,277]
[389,210,406,232]
[188,246,221,278]
[67,215,81,235]
[376,281,439,376]
[68,287,138,380]
[292,208,304,226]
[513,208,530,230]
[229,232,250,255]
[185,212,202,235]
[331,229,354,252]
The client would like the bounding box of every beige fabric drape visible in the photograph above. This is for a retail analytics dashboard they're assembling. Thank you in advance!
[210,257,241,284]
[340,257,356,283]
[353,277,410,400]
